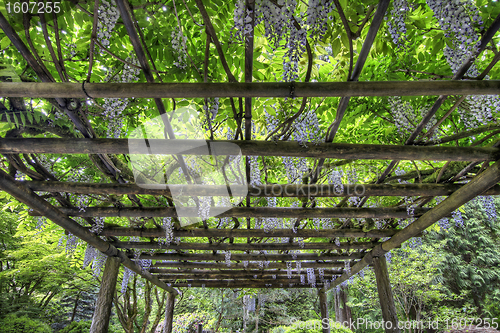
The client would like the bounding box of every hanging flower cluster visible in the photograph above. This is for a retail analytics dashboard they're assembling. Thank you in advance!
[121,267,135,293]
[427,0,482,76]
[102,55,140,138]
[96,0,120,47]
[171,29,188,69]
[452,208,464,227]
[225,250,232,267]
[291,109,322,146]
[306,267,316,288]
[481,196,497,221]
[385,0,409,48]
[249,156,261,187]
[159,217,174,247]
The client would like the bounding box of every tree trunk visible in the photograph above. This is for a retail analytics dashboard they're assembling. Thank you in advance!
[162,291,175,333]
[373,256,400,333]
[318,289,330,333]
[334,291,343,323]
[70,292,80,322]
[90,256,121,333]
[339,286,352,327]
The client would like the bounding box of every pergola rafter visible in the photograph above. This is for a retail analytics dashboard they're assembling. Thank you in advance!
[0,0,499,332]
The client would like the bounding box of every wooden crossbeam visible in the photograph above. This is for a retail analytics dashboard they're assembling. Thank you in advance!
[148,269,343,276]
[151,261,348,269]
[158,281,327,288]
[133,252,363,261]
[30,206,431,219]
[2,138,500,161]
[1,81,499,98]
[23,181,500,197]
[99,227,397,238]
[111,241,375,251]
[153,274,340,280]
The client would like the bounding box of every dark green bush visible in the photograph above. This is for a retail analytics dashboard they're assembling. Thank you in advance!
[0,314,52,333]
[58,320,92,333]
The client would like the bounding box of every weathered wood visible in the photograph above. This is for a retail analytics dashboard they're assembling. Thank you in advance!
[2,138,500,161]
[162,292,175,333]
[159,279,328,288]
[1,81,500,98]
[100,227,397,238]
[134,252,363,261]
[157,276,337,284]
[152,261,347,269]
[149,268,343,276]
[111,241,376,251]
[24,181,500,197]
[0,169,178,295]
[90,256,121,333]
[31,206,431,219]
[318,289,331,333]
[154,273,340,280]
[373,256,400,333]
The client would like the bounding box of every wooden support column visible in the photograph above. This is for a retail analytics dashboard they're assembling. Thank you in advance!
[318,289,330,333]
[90,256,121,333]
[162,291,176,333]
[373,256,400,333]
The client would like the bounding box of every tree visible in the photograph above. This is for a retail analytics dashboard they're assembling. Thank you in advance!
[430,196,500,317]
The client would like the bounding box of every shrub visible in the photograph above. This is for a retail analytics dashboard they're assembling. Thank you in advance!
[58,320,92,333]
[271,319,354,333]
[0,313,52,333]
[172,311,216,333]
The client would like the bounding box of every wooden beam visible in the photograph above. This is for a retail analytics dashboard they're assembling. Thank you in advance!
[134,252,363,261]
[90,256,121,333]
[0,169,178,295]
[2,138,500,161]
[24,181,500,197]
[99,227,397,238]
[111,241,376,251]
[162,292,175,333]
[1,80,499,98]
[153,274,340,280]
[152,261,348,269]
[159,280,326,288]
[318,289,330,333]
[373,256,400,333]
[30,206,432,219]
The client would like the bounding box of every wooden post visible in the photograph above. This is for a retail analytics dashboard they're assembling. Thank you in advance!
[162,291,176,333]
[90,256,121,333]
[318,289,330,333]
[373,256,400,333]
[197,323,203,333]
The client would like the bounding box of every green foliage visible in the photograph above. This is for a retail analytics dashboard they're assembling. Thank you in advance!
[271,319,354,333]
[0,314,52,333]
[58,320,92,333]
[429,196,500,317]
[172,311,216,333]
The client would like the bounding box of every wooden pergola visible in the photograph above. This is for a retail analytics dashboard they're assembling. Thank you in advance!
[0,0,499,332]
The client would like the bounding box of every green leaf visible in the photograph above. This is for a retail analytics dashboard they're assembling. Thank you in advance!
[0,36,10,49]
